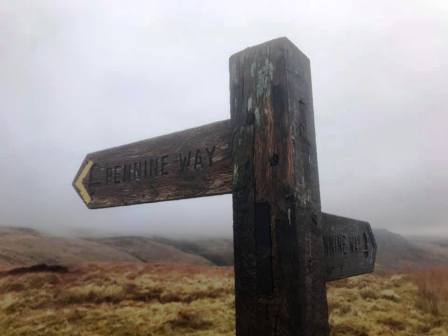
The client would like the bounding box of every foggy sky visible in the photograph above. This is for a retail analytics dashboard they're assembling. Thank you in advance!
[1,0,447,237]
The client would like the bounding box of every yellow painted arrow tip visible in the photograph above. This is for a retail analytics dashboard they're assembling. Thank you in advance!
[74,160,93,205]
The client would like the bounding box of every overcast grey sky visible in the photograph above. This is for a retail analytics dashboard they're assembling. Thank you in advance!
[1,0,447,237]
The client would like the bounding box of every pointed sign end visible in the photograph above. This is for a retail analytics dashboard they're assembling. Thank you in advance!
[73,159,94,207]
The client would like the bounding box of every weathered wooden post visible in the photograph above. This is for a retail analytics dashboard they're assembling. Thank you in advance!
[73,37,377,336]
[230,38,329,335]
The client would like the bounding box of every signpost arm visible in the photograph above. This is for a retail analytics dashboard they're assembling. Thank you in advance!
[230,37,329,335]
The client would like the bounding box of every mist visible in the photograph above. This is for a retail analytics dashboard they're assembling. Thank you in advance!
[1,0,447,237]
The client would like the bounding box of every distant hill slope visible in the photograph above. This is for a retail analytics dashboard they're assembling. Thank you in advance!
[153,237,234,266]
[0,226,447,270]
[0,227,137,267]
[91,237,212,265]
[407,235,448,266]
[374,229,448,270]
[0,227,210,268]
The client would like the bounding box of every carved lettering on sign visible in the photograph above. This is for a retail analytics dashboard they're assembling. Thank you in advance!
[88,146,218,187]
[179,146,216,172]
[323,231,371,258]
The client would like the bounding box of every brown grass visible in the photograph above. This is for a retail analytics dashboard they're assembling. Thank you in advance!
[412,267,448,317]
[328,270,448,336]
[0,263,447,335]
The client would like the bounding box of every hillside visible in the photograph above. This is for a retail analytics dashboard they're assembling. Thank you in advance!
[0,227,210,268]
[374,229,448,270]
[408,236,448,264]
[153,237,234,266]
[91,237,212,265]
[0,227,137,267]
[0,226,447,271]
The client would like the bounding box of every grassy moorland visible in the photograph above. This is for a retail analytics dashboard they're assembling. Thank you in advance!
[0,263,447,336]
[328,268,448,335]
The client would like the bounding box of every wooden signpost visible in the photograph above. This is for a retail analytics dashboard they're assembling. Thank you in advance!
[74,37,377,336]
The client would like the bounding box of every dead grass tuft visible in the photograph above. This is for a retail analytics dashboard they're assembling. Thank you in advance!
[163,309,213,330]
[330,322,369,336]
[412,267,448,317]
[377,316,406,331]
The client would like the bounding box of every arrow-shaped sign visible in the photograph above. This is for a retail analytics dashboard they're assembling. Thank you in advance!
[322,213,377,281]
[73,120,232,209]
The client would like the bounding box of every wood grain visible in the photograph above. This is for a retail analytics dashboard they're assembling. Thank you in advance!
[73,120,232,209]
[230,37,329,336]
